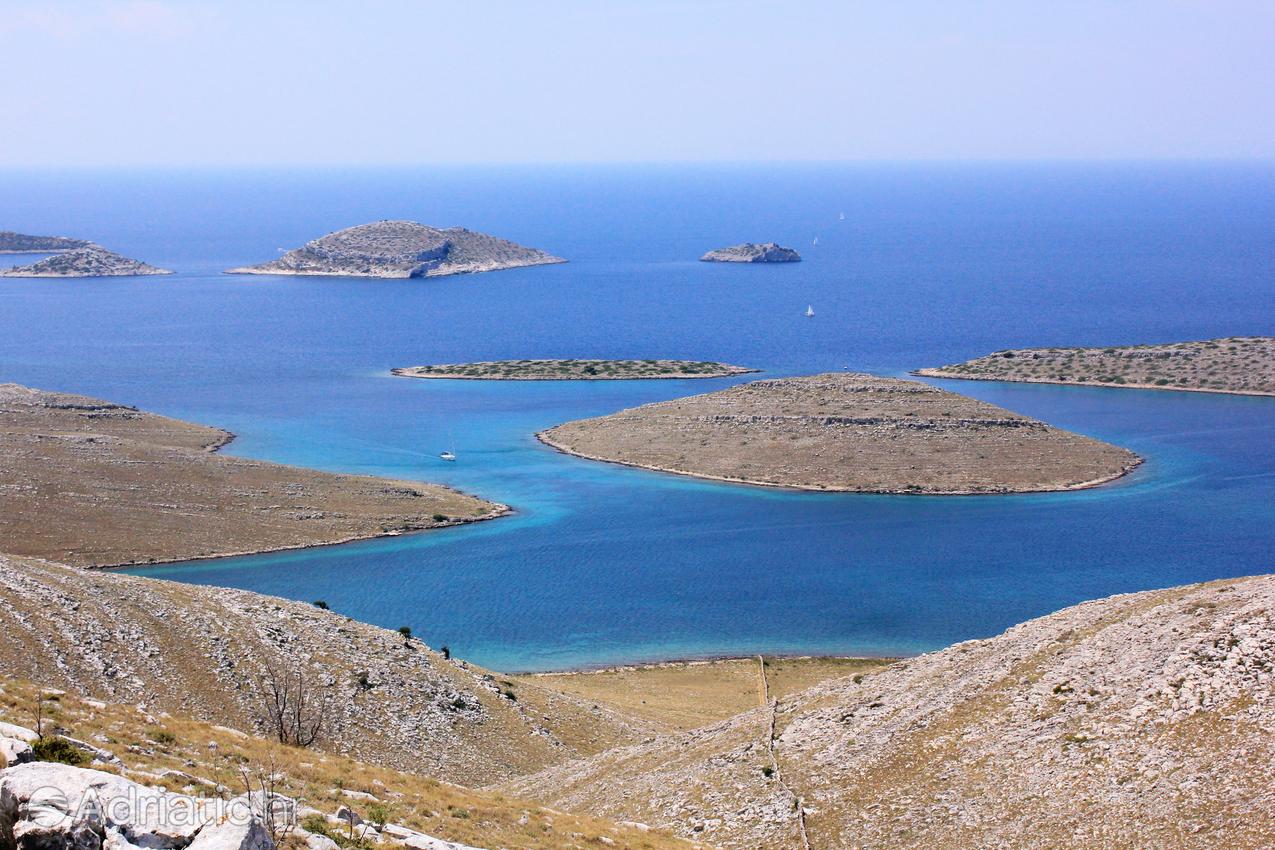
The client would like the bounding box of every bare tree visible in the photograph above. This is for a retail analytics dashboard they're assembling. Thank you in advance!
[238,756,298,844]
[257,666,326,748]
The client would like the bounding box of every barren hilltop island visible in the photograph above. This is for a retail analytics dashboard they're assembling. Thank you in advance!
[0,230,92,253]
[227,219,564,278]
[700,242,801,263]
[394,359,757,381]
[0,383,505,567]
[917,336,1275,397]
[0,243,171,278]
[540,372,1141,494]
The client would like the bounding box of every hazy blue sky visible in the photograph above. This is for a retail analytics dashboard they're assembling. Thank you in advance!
[3,0,1273,166]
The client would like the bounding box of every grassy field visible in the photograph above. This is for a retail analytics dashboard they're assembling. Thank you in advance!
[517,656,893,731]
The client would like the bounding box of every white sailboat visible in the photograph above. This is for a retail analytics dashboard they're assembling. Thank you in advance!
[440,432,457,461]
[805,305,815,318]
[838,211,846,221]
[812,236,819,246]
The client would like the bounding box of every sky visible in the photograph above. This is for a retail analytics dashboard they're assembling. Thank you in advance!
[2,0,1273,166]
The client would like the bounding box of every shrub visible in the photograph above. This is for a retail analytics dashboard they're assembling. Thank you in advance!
[32,736,89,766]
[149,727,177,747]
[398,626,412,640]
[313,600,329,610]
[431,514,448,523]
[761,765,774,778]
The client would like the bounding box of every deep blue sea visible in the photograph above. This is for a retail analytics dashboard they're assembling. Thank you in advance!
[2,163,1272,672]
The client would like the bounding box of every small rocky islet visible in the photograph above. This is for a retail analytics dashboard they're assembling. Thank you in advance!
[916,336,1275,396]
[539,372,1141,494]
[393,359,757,381]
[0,231,171,277]
[227,219,565,278]
[700,242,801,263]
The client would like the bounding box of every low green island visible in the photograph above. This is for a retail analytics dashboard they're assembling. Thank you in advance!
[392,358,758,381]
[915,336,1275,397]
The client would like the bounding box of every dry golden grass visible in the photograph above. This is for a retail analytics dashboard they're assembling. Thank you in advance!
[0,677,711,850]
[518,657,892,732]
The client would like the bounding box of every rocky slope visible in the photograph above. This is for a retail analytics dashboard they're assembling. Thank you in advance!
[0,383,504,567]
[226,221,564,278]
[0,245,171,277]
[0,554,660,788]
[700,243,800,263]
[539,372,1141,494]
[0,231,92,253]
[507,574,1275,850]
[0,681,699,850]
[916,336,1275,397]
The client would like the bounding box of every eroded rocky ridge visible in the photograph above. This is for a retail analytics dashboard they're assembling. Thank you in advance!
[539,372,1141,494]
[507,574,1275,850]
[0,245,171,277]
[700,243,800,263]
[226,221,564,278]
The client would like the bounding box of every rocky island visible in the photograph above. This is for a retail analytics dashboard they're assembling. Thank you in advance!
[0,244,171,277]
[0,383,506,567]
[539,372,1141,494]
[227,219,565,278]
[393,358,757,381]
[700,242,801,263]
[916,336,1275,396]
[0,230,92,253]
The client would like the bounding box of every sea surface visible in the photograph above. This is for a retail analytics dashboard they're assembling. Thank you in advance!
[1,163,1272,672]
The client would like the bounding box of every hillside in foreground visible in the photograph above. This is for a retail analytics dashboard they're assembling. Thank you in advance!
[916,336,1275,396]
[507,574,1275,850]
[0,677,703,850]
[0,553,659,787]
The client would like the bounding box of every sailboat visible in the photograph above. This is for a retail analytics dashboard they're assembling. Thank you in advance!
[440,432,457,462]
[838,211,846,221]
[812,236,819,246]
[805,305,815,318]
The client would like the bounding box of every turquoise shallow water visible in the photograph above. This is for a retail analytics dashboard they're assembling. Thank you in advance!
[1,163,1272,671]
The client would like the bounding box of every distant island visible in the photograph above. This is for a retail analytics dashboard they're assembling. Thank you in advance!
[915,336,1275,397]
[700,242,801,263]
[539,372,1141,494]
[0,230,92,253]
[0,244,172,277]
[227,219,565,278]
[0,383,505,567]
[393,359,758,381]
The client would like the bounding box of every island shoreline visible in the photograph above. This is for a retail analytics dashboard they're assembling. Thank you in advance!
[535,429,1144,496]
[912,368,1275,398]
[84,420,513,570]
